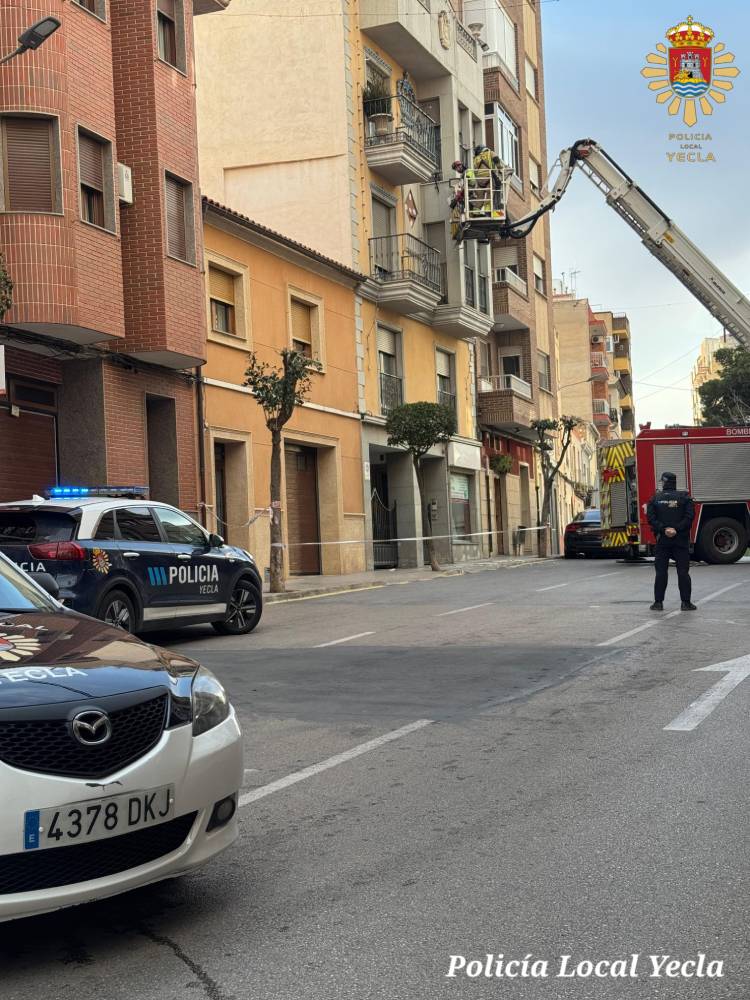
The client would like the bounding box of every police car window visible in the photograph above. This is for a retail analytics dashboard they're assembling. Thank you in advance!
[93,511,116,541]
[0,556,57,612]
[156,508,206,546]
[0,512,76,542]
[115,507,162,543]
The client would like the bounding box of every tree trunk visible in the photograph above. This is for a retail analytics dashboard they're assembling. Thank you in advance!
[414,456,441,572]
[269,428,285,593]
[537,475,553,557]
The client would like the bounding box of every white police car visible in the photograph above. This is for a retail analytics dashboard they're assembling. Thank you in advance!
[0,552,242,921]
[0,487,262,635]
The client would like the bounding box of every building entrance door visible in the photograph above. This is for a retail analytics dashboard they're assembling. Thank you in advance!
[494,479,506,555]
[285,445,320,575]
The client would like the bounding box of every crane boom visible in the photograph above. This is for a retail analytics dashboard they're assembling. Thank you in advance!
[502,139,750,349]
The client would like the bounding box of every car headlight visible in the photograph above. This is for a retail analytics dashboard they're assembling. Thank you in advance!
[192,667,230,736]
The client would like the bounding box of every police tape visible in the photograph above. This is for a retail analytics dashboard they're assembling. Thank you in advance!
[269,525,550,549]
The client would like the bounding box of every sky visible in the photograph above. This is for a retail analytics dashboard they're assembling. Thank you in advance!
[540,1,749,427]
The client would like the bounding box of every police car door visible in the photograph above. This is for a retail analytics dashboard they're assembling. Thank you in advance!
[153,507,229,618]
[114,506,177,625]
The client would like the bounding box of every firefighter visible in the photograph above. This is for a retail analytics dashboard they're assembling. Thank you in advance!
[646,471,696,611]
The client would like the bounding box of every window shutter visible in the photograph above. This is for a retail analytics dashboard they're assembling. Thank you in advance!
[209,267,235,303]
[78,133,104,192]
[436,350,451,377]
[158,0,176,15]
[165,176,187,259]
[528,158,541,190]
[376,327,397,356]
[493,246,518,269]
[533,255,544,280]
[4,118,53,212]
[291,299,312,344]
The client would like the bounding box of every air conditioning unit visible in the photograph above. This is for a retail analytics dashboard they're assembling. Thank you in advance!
[591,335,603,344]
[117,163,133,204]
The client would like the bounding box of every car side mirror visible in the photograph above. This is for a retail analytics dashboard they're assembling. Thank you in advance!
[209,533,224,548]
[30,572,60,600]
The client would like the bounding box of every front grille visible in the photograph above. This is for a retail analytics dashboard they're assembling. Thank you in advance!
[0,813,197,895]
[0,693,168,779]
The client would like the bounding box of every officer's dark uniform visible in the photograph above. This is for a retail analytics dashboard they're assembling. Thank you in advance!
[646,472,695,608]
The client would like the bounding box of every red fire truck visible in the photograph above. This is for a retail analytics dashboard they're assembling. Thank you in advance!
[600,426,750,564]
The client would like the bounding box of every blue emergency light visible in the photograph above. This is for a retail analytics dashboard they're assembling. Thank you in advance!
[47,485,150,499]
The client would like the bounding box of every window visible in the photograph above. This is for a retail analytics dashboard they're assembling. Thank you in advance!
[78,130,112,230]
[495,3,517,80]
[436,350,455,410]
[501,354,521,379]
[157,0,184,70]
[115,507,162,543]
[486,104,520,180]
[525,58,538,100]
[74,0,105,17]
[537,351,552,392]
[209,266,236,335]
[528,157,541,197]
[165,173,193,262]
[377,327,402,414]
[1,116,56,212]
[94,512,116,541]
[533,254,546,295]
[290,298,313,358]
[479,341,491,379]
[156,507,207,546]
[450,474,472,540]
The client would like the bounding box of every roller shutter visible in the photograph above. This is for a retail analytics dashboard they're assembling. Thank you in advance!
[0,409,57,502]
[653,444,687,491]
[690,442,750,501]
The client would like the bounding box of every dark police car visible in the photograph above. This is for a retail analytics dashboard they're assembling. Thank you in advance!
[0,488,262,635]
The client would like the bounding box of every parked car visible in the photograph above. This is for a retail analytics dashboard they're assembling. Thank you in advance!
[0,488,262,635]
[0,552,242,921]
[564,508,627,558]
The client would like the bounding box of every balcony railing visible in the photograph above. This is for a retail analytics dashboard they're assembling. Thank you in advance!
[438,389,456,411]
[592,399,608,414]
[591,352,607,370]
[379,371,403,415]
[464,266,476,307]
[364,95,439,168]
[480,374,533,400]
[369,233,441,293]
[456,20,478,60]
[494,267,527,296]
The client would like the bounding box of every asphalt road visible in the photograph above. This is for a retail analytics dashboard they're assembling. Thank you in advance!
[3,557,750,1000]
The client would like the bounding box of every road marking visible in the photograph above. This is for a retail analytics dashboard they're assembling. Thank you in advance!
[665,655,750,732]
[314,631,375,648]
[536,582,569,592]
[599,580,748,647]
[437,602,494,616]
[238,719,433,808]
[536,571,620,593]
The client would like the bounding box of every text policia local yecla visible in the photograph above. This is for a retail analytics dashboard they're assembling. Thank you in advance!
[445,954,724,980]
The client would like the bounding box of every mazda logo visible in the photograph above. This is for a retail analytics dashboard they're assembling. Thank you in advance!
[71,710,112,746]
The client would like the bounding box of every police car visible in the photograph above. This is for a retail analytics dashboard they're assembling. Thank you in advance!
[0,551,242,921]
[0,487,262,636]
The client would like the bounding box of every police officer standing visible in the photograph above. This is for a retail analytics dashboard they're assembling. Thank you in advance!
[647,471,696,611]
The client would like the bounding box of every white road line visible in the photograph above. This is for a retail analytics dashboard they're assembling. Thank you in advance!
[238,719,434,808]
[437,602,494,616]
[536,571,620,593]
[665,656,750,732]
[314,631,375,648]
[696,580,748,606]
[536,582,569,592]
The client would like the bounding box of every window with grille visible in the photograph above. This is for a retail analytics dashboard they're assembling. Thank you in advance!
[1,117,56,213]
[533,254,546,295]
[209,266,236,335]
[537,351,552,392]
[436,349,455,409]
[291,299,313,358]
[78,130,110,230]
[157,0,184,70]
[165,174,193,262]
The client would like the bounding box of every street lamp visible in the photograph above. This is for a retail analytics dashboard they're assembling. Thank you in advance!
[0,17,61,66]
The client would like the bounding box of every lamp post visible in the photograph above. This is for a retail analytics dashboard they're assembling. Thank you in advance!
[0,17,61,66]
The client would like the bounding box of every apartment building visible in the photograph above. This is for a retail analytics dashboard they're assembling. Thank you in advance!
[0,0,229,510]
[195,1,493,569]
[691,335,734,423]
[594,311,635,440]
[201,200,366,579]
[463,0,558,555]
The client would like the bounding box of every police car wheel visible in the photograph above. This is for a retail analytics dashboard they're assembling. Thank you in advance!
[213,580,261,635]
[99,589,137,633]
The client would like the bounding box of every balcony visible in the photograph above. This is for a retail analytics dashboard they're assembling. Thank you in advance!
[493,269,532,332]
[432,260,492,338]
[591,351,609,377]
[379,371,404,415]
[364,96,439,185]
[620,393,633,410]
[478,376,535,430]
[614,354,631,373]
[592,398,611,427]
[368,233,442,314]
[193,0,231,12]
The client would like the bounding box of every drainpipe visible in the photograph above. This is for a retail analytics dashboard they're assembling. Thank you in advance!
[195,367,208,529]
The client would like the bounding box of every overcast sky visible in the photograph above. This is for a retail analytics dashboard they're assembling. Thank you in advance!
[541,1,748,426]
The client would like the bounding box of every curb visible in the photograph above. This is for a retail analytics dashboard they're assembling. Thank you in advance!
[263,557,547,604]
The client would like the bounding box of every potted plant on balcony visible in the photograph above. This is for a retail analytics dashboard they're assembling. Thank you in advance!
[363,77,393,138]
[490,454,513,476]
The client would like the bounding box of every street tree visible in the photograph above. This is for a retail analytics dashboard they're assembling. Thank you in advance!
[0,251,13,319]
[698,346,750,425]
[244,348,322,593]
[386,401,457,572]
[531,416,582,556]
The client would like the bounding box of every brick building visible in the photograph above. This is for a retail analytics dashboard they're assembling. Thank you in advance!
[0,0,229,511]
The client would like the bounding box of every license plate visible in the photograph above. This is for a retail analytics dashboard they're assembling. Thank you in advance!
[23,785,175,851]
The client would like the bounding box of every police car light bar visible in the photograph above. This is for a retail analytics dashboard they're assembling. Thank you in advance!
[47,486,150,499]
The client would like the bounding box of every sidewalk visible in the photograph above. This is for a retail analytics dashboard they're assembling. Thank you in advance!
[263,555,547,603]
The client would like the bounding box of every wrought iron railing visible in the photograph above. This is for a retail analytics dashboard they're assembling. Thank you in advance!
[438,389,456,411]
[456,20,478,60]
[592,399,608,414]
[379,371,403,415]
[364,95,439,168]
[479,374,533,399]
[369,233,441,293]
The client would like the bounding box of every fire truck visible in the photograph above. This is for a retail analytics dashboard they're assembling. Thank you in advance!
[599,427,750,564]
